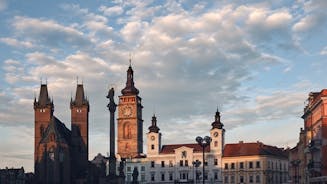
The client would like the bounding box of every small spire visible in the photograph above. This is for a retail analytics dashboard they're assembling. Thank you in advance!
[76,76,79,84]
[149,114,160,133]
[129,53,132,67]
[212,108,223,129]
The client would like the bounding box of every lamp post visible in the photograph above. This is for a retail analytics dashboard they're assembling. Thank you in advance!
[192,160,201,184]
[196,136,212,184]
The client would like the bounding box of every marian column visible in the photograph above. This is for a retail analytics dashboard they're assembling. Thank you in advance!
[107,87,117,176]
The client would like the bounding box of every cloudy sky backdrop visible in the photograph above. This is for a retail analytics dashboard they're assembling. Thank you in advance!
[0,0,327,172]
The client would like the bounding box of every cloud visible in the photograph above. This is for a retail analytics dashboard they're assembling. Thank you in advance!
[99,5,124,16]
[12,16,92,48]
[320,46,327,55]
[0,38,35,48]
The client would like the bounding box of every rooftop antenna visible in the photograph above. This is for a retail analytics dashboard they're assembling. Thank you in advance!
[76,76,79,85]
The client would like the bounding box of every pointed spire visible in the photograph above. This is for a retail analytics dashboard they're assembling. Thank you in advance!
[148,114,160,133]
[37,84,52,107]
[71,83,89,108]
[211,108,224,129]
[121,60,139,95]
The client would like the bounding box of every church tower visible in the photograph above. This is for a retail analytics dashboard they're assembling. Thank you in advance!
[34,83,54,163]
[210,109,225,154]
[147,115,161,156]
[70,83,89,177]
[117,63,143,158]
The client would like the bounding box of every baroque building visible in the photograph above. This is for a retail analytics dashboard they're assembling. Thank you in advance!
[34,83,89,184]
[290,90,327,184]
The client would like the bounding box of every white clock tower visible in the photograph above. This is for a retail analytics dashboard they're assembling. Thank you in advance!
[146,115,161,156]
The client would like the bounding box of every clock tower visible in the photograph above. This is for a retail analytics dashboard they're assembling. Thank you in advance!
[210,109,225,155]
[117,63,143,158]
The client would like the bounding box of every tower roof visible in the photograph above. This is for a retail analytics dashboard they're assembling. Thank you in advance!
[34,84,53,108]
[211,109,224,129]
[148,114,160,133]
[121,64,139,95]
[71,84,89,108]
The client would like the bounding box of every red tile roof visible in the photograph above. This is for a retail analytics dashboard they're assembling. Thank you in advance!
[223,142,288,158]
[160,143,210,154]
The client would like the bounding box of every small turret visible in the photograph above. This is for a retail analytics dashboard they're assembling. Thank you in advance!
[148,114,160,133]
[211,108,224,129]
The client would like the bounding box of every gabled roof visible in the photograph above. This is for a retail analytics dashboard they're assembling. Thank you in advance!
[223,142,288,158]
[40,116,71,145]
[160,143,210,154]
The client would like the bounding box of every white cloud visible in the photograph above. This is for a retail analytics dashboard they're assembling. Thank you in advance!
[320,46,327,55]
[99,5,124,16]
[12,16,92,48]
[0,37,35,48]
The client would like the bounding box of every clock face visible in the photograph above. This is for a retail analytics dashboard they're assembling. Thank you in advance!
[122,106,132,117]
[214,132,218,137]
[151,136,155,140]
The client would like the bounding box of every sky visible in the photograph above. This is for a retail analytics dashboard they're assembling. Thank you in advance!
[0,0,327,172]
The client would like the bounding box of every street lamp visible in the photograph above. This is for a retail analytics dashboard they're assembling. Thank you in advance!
[192,160,201,184]
[196,136,212,184]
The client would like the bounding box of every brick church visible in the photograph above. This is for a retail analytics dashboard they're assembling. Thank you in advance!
[34,82,89,183]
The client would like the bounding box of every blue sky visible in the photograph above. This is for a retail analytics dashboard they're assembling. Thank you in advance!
[0,0,327,172]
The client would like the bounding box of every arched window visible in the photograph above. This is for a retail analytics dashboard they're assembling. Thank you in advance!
[123,122,132,139]
[214,141,218,147]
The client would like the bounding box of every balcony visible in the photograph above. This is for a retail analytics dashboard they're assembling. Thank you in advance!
[307,161,321,172]
[307,139,322,152]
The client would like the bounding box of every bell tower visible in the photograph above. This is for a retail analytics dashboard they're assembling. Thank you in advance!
[147,115,161,156]
[210,109,225,154]
[117,62,143,158]
[34,83,54,163]
[70,83,89,177]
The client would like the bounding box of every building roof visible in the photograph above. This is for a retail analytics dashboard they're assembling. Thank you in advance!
[40,116,71,144]
[160,143,210,154]
[223,142,288,158]
[34,84,53,108]
[121,65,139,95]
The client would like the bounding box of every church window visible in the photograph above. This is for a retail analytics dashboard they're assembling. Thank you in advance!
[214,158,218,165]
[76,109,82,113]
[50,133,55,141]
[151,161,155,168]
[39,109,45,112]
[181,151,187,158]
[151,144,155,150]
[161,161,165,167]
[214,141,218,147]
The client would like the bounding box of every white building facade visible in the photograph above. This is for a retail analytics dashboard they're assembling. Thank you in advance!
[123,111,225,184]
